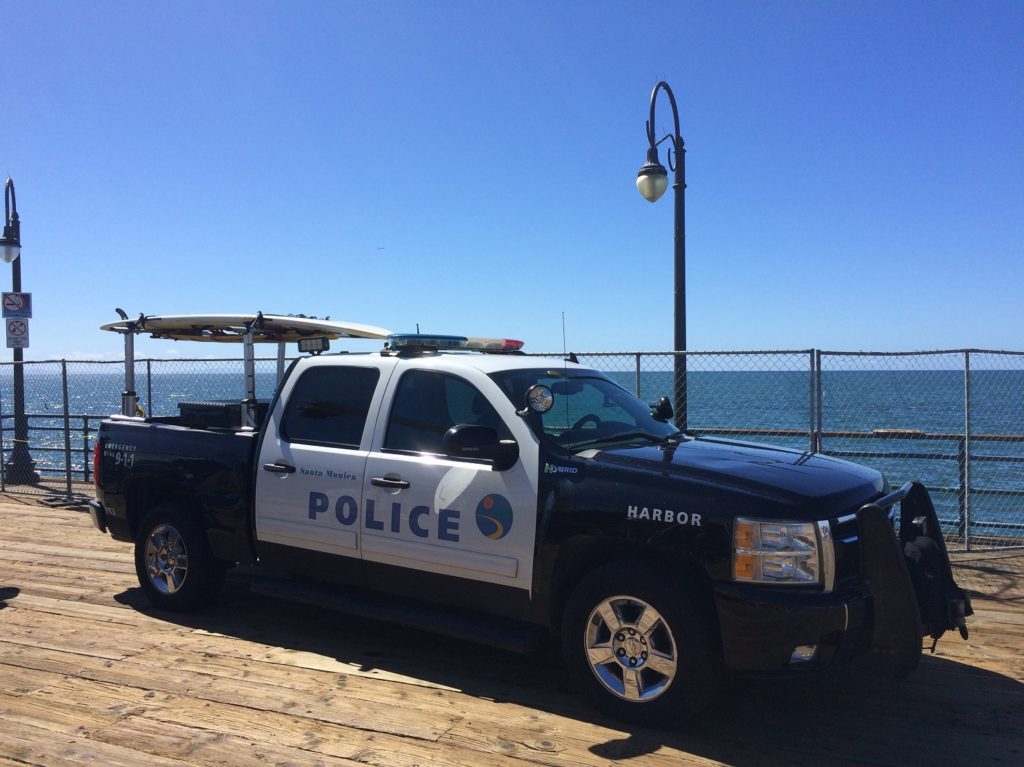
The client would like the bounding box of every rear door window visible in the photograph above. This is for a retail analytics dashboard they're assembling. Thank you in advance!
[281,366,380,448]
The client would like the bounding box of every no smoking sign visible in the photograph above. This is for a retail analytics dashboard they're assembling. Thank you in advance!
[6,318,29,349]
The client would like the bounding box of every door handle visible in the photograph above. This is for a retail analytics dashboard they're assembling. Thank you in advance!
[263,462,296,474]
[371,475,411,489]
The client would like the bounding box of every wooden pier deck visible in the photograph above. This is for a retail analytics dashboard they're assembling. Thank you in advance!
[1,495,1022,766]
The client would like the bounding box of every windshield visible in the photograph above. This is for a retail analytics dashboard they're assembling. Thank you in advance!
[489,368,679,451]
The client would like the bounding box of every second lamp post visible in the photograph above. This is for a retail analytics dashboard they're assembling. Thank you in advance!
[636,81,687,432]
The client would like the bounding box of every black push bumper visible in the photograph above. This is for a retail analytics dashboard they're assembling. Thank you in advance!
[861,480,972,674]
[713,481,971,675]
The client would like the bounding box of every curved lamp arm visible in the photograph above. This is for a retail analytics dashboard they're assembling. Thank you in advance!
[636,81,685,203]
[0,178,20,263]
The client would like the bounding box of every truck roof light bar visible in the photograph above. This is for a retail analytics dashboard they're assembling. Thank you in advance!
[386,334,525,354]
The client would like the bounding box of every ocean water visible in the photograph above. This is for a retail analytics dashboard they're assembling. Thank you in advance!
[2,359,1022,540]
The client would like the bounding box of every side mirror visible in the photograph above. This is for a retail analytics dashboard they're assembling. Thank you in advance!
[651,396,674,422]
[443,424,520,471]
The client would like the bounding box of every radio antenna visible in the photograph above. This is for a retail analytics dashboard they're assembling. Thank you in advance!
[561,312,578,365]
[562,312,570,425]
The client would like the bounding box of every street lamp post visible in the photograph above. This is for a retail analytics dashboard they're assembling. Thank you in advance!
[1,178,39,484]
[636,81,687,432]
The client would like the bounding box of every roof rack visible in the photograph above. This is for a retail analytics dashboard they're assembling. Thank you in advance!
[101,310,391,426]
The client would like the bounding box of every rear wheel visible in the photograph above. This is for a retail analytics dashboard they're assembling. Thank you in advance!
[134,504,226,611]
[562,561,721,724]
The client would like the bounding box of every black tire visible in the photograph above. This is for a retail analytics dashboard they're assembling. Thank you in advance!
[561,561,721,724]
[134,503,226,612]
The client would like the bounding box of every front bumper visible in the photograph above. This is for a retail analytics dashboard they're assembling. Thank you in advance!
[713,583,870,671]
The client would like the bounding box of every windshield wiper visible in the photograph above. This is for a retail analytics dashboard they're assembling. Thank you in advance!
[568,431,670,450]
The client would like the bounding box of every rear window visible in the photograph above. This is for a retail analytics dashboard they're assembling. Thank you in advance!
[281,366,380,448]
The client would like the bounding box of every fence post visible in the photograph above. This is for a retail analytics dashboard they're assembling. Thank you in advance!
[963,350,973,551]
[635,353,641,398]
[146,359,153,417]
[814,350,824,453]
[957,435,968,546]
[0,379,5,492]
[808,350,816,453]
[62,360,73,502]
[83,416,91,483]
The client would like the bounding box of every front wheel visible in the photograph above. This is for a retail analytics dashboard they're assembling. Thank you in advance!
[134,504,226,612]
[561,561,721,724]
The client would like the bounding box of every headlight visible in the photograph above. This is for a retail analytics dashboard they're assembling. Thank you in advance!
[733,518,821,585]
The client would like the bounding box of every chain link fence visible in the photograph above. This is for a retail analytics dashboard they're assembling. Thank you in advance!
[571,350,819,451]
[571,349,1024,550]
[2,350,1021,550]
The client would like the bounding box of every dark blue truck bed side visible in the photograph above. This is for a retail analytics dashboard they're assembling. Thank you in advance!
[94,417,260,564]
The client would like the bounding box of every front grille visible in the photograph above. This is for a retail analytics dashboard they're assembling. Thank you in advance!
[832,515,862,590]
[830,506,897,592]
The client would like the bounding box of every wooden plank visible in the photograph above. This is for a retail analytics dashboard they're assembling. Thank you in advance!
[33,679,549,767]
[0,562,134,599]
[90,715,364,766]
[0,665,67,695]
[0,688,119,738]
[4,593,147,626]
[0,718,193,767]
[0,643,455,742]
[2,540,135,565]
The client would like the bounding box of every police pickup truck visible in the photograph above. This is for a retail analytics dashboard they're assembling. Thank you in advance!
[90,327,972,723]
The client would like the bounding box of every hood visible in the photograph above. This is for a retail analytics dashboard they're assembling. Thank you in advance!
[588,436,885,518]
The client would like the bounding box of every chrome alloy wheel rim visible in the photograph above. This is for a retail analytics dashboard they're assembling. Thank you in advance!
[145,523,189,595]
[584,595,678,702]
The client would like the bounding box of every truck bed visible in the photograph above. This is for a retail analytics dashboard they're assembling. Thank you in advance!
[96,415,260,562]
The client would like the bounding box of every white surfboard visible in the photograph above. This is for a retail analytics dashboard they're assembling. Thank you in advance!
[100,313,392,343]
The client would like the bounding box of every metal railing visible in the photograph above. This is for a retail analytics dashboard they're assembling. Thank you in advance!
[1,350,1021,550]
[0,412,100,481]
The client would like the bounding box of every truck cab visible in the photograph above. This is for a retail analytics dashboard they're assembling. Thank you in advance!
[254,339,545,606]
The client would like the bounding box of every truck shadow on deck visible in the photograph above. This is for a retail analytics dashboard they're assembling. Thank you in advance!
[114,570,1023,766]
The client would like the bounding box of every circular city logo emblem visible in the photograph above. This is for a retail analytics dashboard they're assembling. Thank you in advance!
[475,494,514,540]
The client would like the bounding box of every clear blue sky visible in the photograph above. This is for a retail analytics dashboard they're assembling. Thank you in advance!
[3,1,1022,360]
